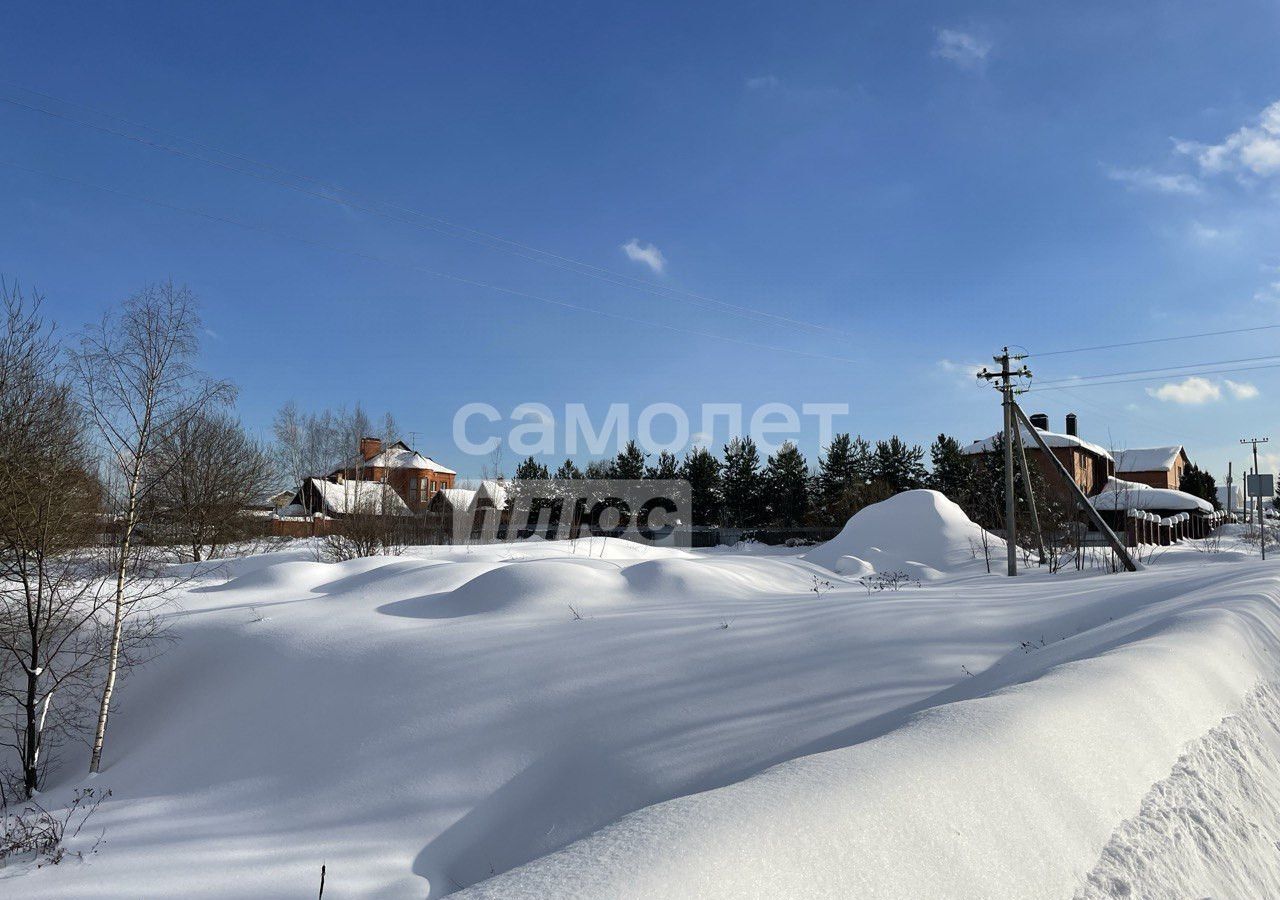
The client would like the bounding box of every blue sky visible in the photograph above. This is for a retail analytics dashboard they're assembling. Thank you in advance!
[4,1,1280,480]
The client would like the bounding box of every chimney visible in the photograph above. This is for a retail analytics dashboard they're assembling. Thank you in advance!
[359,436,382,461]
[1065,413,1078,437]
[1029,413,1049,431]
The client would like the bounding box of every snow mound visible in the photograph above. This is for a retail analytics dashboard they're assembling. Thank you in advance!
[621,557,820,598]
[400,558,629,619]
[199,559,332,595]
[804,489,1000,579]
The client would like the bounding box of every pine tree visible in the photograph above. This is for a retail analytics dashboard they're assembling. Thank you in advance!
[680,446,722,525]
[816,433,879,525]
[817,433,856,523]
[612,439,647,480]
[514,456,550,481]
[645,450,679,480]
[764,441,810,527]
[554,459,583,480]
[872,436,928,494]
[929,434,971,504]
[721,436,765,528]
[1180,462,1220,509]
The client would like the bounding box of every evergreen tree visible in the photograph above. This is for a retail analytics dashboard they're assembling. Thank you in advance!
[817,432,856,522]
[929,434,972,504]
[816,433,880,525]
[965,435,1008,530]
[514,456,550,481]
[849,434,875,484]
[764,441,810,527]
[680,446,722,526]
[872,436,928,494]
[1180,461,1220,509]
[554,458,583,480]
[721,436,765,528]
[612,439,647,480]
[645,450,679,480]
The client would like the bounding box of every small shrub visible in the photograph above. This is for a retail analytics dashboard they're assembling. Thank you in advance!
[857,570,919,594]
[0,787,109,867]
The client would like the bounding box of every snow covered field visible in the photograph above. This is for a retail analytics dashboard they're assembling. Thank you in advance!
[12,492,1280,898]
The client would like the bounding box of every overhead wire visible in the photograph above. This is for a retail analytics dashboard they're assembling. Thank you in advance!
[1027,323,1280,358]
[1032,353,1280,387]
[1025,360,1280,391]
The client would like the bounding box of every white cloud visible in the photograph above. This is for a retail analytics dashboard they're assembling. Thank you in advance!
[1177,99,1280,180]
[1255,280,1280,304]
[745,75,780,91]
[1189,221,1234,243]
[932,29,992,70]
[1147,376,1222,405]
[937,358,986,388]
[1225,379,1260,399]
[938,358,984,377]
[1145,376,1261,404]
[621,239,666,275]
[1105,166,1202,196]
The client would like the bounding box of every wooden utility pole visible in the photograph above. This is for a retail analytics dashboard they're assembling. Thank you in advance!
[977,348,1031,576]
[1011,404,1137,572]
[1226,462,1233,519]
[1012,423,1047,564]
[1241,437,1270,560]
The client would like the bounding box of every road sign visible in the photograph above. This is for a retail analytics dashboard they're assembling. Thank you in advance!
[1246,473,1274,498]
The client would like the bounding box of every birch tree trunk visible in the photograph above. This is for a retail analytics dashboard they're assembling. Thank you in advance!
[75,282,231,775]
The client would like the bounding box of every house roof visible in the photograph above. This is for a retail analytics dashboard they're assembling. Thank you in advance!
[1114,446,1186,474]
[475,479,509,507]
[961,426,1114,463]
[1090,477,1212,513]
[433,488,478,509]
[332,440,458,476]
[301,478,412,516]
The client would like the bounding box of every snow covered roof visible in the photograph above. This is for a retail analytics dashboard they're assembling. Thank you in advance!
[303,478,412,517]
[961,426,1114,462]
[434,488,478,509]
[333,443,458,476]
[475,479,509,508]
[1090,477,1212,513]
[1114,446,1185,474]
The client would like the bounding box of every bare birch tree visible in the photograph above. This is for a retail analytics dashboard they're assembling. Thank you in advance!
[73,282,232,775]
[149,412,273,562]
[0,284,110,797]
[272,403,348,515]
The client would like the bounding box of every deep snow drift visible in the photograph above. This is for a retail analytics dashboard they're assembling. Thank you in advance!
[803,488,1001,577]
[11,493,1280,899]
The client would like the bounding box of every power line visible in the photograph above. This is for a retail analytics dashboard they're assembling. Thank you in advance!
[1026,384,1197,444]
[1028,323,1280,358]
[0,83,857,340]
[1033,352,1280,387]
[1025,360,1280,392]
[0,158,869,367]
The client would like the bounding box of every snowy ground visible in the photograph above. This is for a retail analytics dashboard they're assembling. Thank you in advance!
[11,492,1280,898]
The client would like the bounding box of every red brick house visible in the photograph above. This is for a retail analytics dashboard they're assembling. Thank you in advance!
[1113,446,1189,491]
[329,437,457,512]
[961,413,1115,497]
